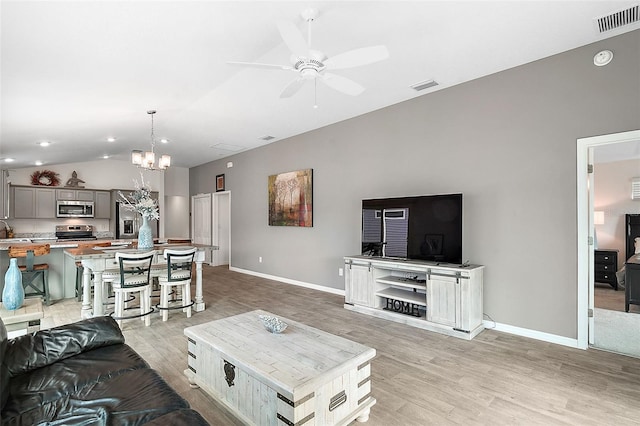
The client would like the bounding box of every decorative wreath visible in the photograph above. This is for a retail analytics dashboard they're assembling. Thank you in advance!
[30,170,61,186]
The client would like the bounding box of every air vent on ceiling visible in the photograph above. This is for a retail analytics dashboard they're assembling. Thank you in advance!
[410,79,439,92]
[595,4,639,33]
[260,135,275,141]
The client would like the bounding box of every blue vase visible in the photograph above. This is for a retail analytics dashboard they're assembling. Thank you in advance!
[3,258,24,310]
[138,215,154,250]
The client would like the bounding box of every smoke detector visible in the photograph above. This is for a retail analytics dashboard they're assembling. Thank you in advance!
[593,50,614,66]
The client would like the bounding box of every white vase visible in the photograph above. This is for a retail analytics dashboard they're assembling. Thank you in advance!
[138,215,154,250]
[3,258,24,310]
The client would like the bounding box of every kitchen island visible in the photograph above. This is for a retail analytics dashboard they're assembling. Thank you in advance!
[64,243,216,318]
[0,239,133,301]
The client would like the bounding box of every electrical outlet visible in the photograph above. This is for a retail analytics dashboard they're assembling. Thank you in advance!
[259,256,262,263]
[338,268,344,276]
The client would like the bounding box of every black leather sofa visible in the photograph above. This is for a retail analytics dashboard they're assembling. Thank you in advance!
[0,315,209,425]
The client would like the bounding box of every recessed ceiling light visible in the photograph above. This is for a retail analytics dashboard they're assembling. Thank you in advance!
[38,141,51,147]
[160,138,168,144]
[102,155,109,159]
[4,158,15,163]
[107,137,116,142]
[35,160,43,166]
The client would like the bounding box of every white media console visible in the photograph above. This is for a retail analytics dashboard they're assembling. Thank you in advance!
[344,256,484,340]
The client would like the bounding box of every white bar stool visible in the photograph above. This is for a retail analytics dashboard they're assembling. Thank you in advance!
[156,247,196,321]
[110,251,155,328]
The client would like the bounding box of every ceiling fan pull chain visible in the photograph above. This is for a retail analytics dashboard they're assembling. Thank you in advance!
[314,79,318,109]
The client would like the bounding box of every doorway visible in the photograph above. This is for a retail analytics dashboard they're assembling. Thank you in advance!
[577,129,640,354]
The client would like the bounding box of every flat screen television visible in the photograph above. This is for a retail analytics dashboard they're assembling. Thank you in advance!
[361,194,462,263]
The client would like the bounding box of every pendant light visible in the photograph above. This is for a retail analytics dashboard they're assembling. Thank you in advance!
[131,110,171,171]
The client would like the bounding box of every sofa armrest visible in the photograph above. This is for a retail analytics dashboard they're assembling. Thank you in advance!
[3,316,124,377]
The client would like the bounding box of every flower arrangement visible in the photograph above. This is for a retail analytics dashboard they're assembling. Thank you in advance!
[118,175,159,220]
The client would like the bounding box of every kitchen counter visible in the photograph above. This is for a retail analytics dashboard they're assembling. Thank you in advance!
[0,239,133,250]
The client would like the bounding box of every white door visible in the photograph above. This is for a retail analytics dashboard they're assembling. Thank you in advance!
[192,193,212,263]
[212,191,231,266]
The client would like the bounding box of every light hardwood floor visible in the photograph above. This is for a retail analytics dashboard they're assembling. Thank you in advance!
[41,266,640,425]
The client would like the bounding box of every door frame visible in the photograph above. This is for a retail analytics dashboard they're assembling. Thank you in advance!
[576,129,640,349]
[212,191,231,266]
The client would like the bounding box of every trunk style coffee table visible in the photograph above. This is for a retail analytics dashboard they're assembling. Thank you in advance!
[184,310,376,425]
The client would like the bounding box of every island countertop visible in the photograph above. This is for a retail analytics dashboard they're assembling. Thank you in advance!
[0,239,134,250]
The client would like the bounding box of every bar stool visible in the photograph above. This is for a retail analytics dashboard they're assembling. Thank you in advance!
[156,247,196,321]
[8,244,51,305]
[75,241,112,301]
[110,251,155,328]
[166,238,192,244]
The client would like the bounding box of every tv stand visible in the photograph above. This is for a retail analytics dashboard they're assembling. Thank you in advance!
[344,256,484,340]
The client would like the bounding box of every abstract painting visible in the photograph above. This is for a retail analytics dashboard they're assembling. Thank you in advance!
[268,169,313,227]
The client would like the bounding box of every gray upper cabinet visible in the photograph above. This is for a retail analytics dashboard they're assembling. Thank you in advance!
[56,189,94,201]
[11,186,56,219]
[94,190,111,219]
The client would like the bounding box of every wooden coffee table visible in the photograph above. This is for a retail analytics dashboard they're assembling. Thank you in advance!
[0,298,44,338]
[185,310,376,425]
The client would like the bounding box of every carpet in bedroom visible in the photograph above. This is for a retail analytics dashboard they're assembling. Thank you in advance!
[593,308,640,358]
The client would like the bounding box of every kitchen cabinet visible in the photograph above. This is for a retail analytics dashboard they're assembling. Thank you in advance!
[94,190,111,219]
[11,186,56,219]
[56,189,94,201]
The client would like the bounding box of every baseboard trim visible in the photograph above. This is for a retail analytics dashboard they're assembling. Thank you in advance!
[484,320,580,349]
[229,267,345,296]
[226,268,578,348]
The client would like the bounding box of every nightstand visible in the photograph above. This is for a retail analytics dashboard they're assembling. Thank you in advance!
[594,249,619,290]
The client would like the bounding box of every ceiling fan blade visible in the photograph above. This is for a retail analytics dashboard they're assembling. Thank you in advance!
[320,73,365,96]
[276,20,309,56]
[324,45,389,70]
[227,61,292,71]
[280,78,306,98]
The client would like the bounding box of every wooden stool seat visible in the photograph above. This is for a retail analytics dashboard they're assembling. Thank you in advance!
[8,244,51,305]
[18,264,49,272]
[166,238,192,244]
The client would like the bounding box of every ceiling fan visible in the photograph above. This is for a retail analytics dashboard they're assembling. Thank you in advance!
[228,8,389,100]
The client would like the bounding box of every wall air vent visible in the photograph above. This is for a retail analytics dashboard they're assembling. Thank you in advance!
[632,177,640,200]
[260,135,275,141]
[595,4,639,33]
[410,79,438,92]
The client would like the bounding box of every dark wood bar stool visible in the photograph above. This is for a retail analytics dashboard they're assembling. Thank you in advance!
[8,244,51,305]
[166,238,192,244]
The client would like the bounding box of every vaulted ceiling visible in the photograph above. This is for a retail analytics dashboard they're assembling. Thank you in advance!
[1,1,638,169]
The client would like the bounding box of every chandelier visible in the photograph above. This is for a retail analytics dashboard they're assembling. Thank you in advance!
[131,110,171,171]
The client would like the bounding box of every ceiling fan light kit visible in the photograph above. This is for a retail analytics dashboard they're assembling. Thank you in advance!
[228,8,389,104]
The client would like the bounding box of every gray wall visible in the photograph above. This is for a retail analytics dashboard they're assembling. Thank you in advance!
[191,30,640,339]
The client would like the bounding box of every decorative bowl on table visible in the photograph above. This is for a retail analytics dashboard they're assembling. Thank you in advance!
[259,315,288,334]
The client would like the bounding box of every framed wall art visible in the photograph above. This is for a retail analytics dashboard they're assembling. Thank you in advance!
[268,169,313,227]
[216,174,225,192]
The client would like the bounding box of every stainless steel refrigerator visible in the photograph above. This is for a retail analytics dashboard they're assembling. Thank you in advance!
[112,190,159,240]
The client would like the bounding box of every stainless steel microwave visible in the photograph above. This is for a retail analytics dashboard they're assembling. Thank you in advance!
[56,200,94,218]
